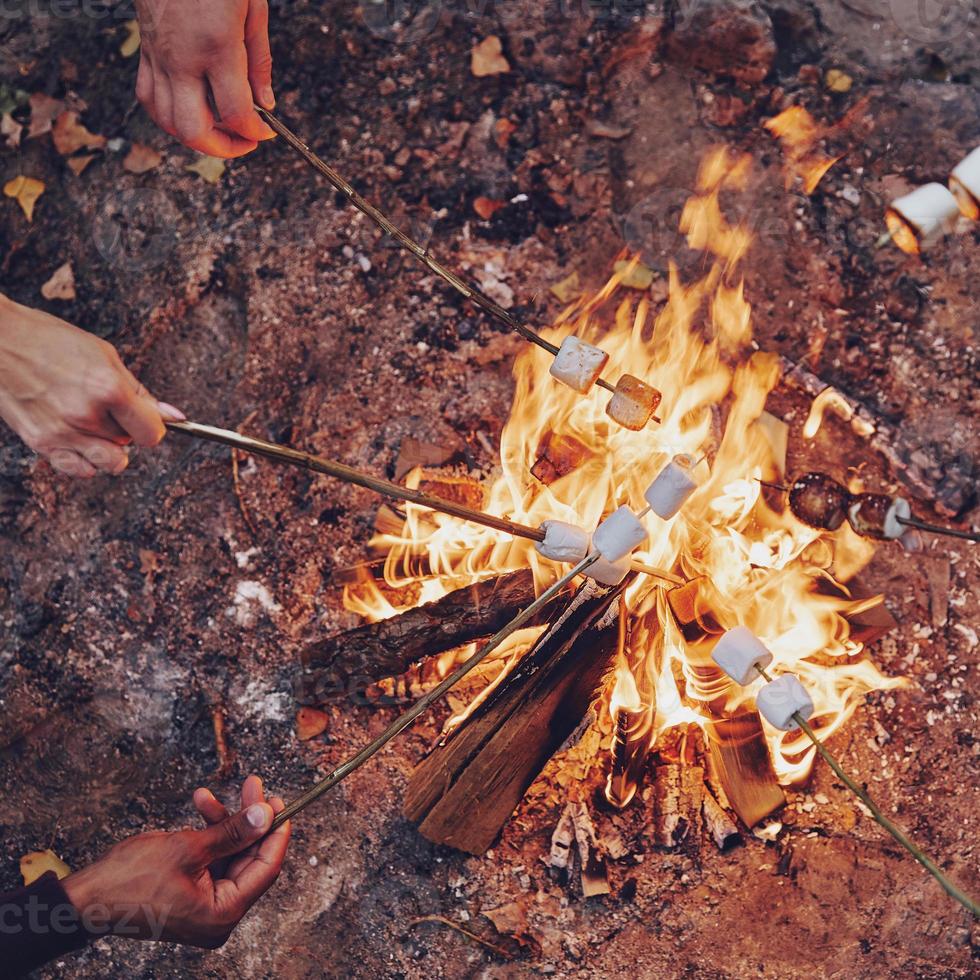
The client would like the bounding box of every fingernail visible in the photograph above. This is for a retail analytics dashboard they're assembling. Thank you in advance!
[261,87,275,110]
[246,804,269,829]
[157,401,186,422]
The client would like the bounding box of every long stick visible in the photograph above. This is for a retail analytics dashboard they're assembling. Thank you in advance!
[254,105,622,394]
[272,553,599,827]
[898,515,980,543]
[166,420,684,585]
[757,666,979,918]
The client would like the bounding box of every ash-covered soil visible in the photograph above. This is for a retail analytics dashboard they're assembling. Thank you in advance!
[1,2,978,977]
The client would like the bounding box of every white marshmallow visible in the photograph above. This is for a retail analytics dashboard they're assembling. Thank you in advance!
[644,454,700,520]
[887,183,960,249]
[592,506,648,562]
[549,336,609,394]
[884,497,910,540]
[711,626,773,685]
[585,553,631,586]
[756,674,814,732]
[950,146,980,219]
[535,521,591,563]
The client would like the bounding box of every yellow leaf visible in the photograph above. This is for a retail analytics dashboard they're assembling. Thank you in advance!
[52,110,106,156]
[825,68,853,93]
[471,36,510,78]
[41,262,76,301]
[123,142,162,174]
[4,175,45,222]
[186,155,226,184]
[550,271,581,303]
[613,258,655,290]
[120,19,141,58]
[20,850,70,886]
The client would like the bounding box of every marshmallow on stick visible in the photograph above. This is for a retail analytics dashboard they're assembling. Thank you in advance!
[644,454,700,520]
[885,182,961,254]
[606,374,662,431]
[950,146,980,220]
[847,493,910,541]
[549,336,609,394]
[756,673,814,731]
[712,626,774,685]
[535,520,591,563]
[593,506,648,562]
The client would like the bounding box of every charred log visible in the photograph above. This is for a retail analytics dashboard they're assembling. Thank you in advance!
[403,576,632,855]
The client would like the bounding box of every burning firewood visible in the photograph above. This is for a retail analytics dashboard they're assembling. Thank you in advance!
[530,430,593,485]
[403,576,631,854]
[295,570,560,702]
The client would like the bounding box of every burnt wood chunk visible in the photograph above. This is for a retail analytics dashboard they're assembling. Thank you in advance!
[296,571,564,702]
[403,577,632,854]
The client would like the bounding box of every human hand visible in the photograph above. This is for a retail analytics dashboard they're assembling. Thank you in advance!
[62,776,291,948]
[134,0,276,158]
[0,294,184,478]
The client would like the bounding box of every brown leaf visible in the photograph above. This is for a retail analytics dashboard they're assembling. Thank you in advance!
[139,549,163,575]
[471,36,510,77]
[40,262,76,301]
[120,19,141,58]
[494,118,516,149]
[473,196,506,220]
[2,112,23,149]
[21,850,70,886]
[27,93,64,139]
[67,154,96,176]
[186,155,226,184]
[52,111,106,156]
[123,142,162,174]
[4,176,45,222]
[296,707,329,741]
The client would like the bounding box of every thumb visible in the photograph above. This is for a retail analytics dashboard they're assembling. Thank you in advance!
[194,803,273,863]
[245,0,274,110]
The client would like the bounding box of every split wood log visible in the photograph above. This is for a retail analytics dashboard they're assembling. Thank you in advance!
[702,786,741,851]
[652,762,704,848]
[295,571,566,703]
[403,576,632,854]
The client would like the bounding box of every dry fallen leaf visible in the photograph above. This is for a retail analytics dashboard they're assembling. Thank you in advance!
[1,112,22,148]
[120,19,141,58]
[186,155,226,184]
[41,262,76,301]
[296,707,329,741]
[471,36,510,77]
[53,110,107,156]
[123,142,163,174]
[550,271,581,303]
[4,175,45,222]
[473,196,506,220]
[21,850,70,886]
[67,154,96,176]
[613,258,655,290]
[27,93,64,139]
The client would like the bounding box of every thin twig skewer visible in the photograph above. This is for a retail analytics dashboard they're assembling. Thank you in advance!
[756,665,979,918]
[271,552,600,828]
[256,106,624,395]
[897,515,980,543]
[165,420,683,585]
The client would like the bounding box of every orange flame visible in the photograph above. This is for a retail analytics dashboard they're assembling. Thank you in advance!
[347,147,900,798]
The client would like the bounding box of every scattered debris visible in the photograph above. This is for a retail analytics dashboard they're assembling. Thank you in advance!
[4,175,45,221]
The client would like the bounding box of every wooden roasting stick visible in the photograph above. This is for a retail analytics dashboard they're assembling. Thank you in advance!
[256,105,624,396]
[271,553,601,828]
[165,421,683,585]
[753,664,980,918]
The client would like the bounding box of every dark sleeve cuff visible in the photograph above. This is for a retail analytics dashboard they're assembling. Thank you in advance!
[0,871,91,978]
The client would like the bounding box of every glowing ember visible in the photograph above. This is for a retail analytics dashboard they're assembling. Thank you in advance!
[347,147,901,806]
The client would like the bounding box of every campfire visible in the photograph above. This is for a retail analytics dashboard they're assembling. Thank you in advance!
[304,147,903,857]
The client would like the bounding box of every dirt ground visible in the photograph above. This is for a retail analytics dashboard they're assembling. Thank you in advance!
[1,1,978,977]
